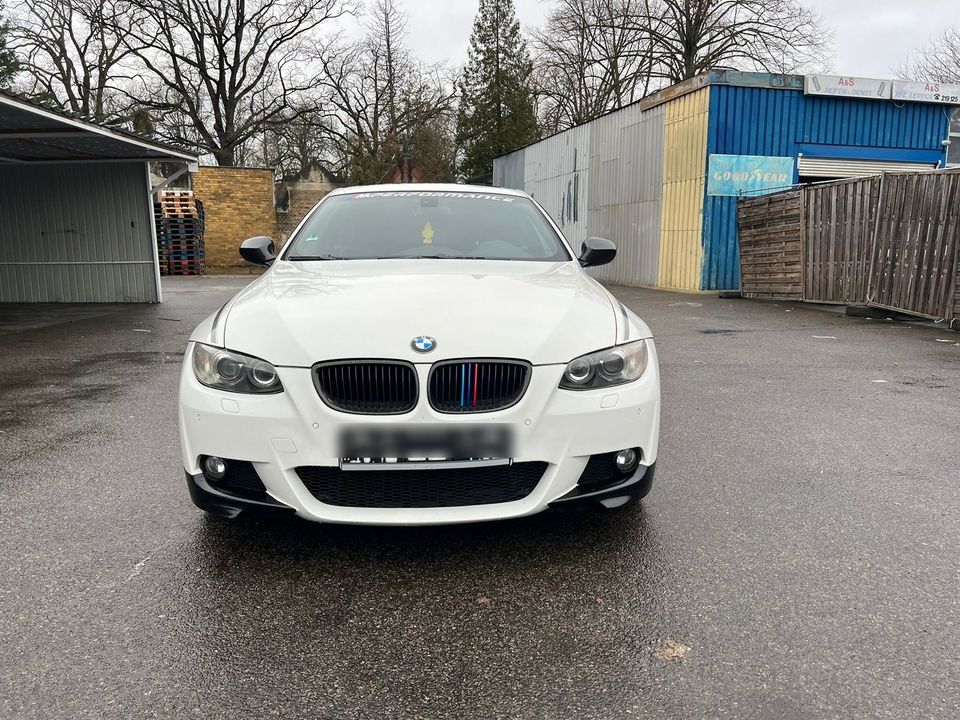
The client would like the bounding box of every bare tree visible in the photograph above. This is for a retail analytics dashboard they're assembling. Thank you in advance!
[122,0,348,166]
[533,0,658,132]
[317,0,456,183]
[11,0,142,121]
[259,107,332,179]
[408,112,458,183]
[644,0,830,83]
[532,0,828,130]
[897,27,960,83]
[371,0,406,131]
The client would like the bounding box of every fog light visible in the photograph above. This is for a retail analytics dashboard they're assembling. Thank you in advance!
[615,448,639,474]
[202,456,227,480]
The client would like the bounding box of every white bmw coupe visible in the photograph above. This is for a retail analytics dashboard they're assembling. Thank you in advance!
[179,185,660,525]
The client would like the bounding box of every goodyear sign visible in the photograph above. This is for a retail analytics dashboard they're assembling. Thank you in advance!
[707,155,795,197]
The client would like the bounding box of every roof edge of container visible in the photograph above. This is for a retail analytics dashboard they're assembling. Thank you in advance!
[639,70,803,111]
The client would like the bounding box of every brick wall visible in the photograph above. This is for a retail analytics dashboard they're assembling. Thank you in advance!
[277,187,331,243]
[193,167,278,269]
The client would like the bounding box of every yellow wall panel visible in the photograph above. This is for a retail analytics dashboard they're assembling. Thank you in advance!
[658,88,709,290]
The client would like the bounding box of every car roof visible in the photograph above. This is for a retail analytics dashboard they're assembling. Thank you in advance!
[327,183,529,198]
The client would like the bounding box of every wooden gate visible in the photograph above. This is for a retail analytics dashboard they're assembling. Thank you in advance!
[803,177,880,305]
[866,171,960,320]
[738,189,803,300]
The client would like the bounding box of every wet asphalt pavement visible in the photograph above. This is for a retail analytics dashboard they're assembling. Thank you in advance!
[1,276,959,719]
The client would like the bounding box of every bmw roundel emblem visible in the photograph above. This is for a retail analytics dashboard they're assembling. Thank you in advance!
[411,336,436,353]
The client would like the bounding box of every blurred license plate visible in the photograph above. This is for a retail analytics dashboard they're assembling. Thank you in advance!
[337,424,514,463]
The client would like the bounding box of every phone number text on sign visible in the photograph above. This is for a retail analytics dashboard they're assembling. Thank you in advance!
[892,80,960,105]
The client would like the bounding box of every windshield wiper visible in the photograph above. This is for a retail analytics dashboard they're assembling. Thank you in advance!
[287,254,347,261]
[289,254,497,261]
[411,254,489,260]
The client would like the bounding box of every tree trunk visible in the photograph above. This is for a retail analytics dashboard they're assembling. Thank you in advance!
[214,146,236,167]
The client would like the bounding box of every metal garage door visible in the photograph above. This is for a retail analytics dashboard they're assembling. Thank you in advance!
[0,163,160,303]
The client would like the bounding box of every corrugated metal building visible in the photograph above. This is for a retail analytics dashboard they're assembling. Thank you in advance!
[0,92,198,303]
[494,70,960,291]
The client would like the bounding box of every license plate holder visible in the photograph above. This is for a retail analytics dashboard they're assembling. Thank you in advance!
[337,424,514,466]
[339,458,512,471]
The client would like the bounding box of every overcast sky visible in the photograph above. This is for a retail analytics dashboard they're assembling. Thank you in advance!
[400,0,957,79]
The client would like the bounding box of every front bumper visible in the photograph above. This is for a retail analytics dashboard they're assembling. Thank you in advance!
[178,343,660,526]
[186,461,656,519]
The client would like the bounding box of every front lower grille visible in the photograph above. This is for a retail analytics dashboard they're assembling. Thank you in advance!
[577,451,642,489]
[428,359,531,413]
[296,462,548,508]
[201,457,268,500]
[313,360,418,414]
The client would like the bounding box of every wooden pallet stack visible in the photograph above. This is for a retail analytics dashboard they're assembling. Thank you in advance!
[154,190,206,276]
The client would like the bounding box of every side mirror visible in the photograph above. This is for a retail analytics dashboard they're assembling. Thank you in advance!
[578,237,616,268]
[239,236,276,267]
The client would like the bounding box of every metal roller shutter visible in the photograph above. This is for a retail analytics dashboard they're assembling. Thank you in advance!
[798,156,937,178]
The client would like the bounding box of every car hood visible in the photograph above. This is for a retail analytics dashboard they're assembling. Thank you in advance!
[219,260,622,366]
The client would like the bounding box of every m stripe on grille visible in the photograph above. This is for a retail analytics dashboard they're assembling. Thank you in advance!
[429,360,530,414]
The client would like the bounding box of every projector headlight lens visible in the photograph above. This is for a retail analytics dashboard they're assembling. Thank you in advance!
[192,343,283,394]
[560,340,648,390]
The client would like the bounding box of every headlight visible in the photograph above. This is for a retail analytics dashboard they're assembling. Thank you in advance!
[559,340,648,390]
[192,343,283,394]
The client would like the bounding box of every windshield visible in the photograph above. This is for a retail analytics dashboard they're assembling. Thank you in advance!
[283,190,571,262]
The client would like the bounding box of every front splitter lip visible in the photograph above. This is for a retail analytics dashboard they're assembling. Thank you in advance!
[548,462,656,510]
[185,472,296,519]
[185,461,656,523]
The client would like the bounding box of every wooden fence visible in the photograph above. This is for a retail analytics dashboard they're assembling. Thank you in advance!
[868,171,960,320]
[956,270,960,329]
[738,169,960,325]
[738,189,803,300]
[804,176,880,305]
